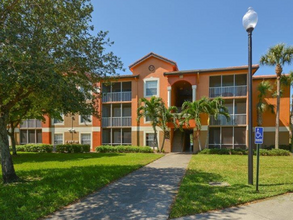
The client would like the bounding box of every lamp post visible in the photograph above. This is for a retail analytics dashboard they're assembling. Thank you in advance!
[242,7,258,185]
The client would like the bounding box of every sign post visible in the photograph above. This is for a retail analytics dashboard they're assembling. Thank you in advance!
[255,127,264,192]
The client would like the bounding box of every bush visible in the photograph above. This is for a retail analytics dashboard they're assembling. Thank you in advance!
[199,148,291,156]
[55,144,90,153]
[95,145,154,153]
[263,145,292,151]
[9,144,53,153]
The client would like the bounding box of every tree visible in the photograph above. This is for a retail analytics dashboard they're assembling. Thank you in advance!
[137,97,163,150]
[204,97,230,149]
[180,97,211,151]
[158,105,179,152]
[0,0,123,183]
[256,81,274,126]
[260,43,293,149]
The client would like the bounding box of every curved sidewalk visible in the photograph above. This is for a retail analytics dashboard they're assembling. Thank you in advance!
[174,193,293,220]
[46,153,192,220]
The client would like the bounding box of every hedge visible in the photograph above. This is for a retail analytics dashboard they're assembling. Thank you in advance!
[199,148,291,156]
[263,145,292,152]
[55,144,90,153]
[10,144,53,153]
[95,145,154,153]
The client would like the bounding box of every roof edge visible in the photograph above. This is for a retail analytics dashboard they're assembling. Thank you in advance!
[164,65,259,76]
[129,52,178,70]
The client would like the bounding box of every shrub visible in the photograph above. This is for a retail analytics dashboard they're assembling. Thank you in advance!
[24,144,53,153]
[95,145,154,153]
[199,148,291,156]
[55,144,90,153]
[263,145,292,151]
[9,144,53,153]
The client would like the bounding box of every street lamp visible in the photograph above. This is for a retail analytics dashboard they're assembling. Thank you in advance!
[242,7,258,185]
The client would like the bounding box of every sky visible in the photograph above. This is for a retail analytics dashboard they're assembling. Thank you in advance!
[90,0,293,76]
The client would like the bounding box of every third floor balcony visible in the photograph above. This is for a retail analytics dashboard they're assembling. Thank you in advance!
[209,85,247,98]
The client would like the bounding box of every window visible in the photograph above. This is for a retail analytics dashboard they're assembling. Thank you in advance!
[146,133,156,148]
[221,127,233,149]
[80,115,91,124]
[53,114,64,124]
[144,79,158,97]
[208,127,246,149]
[81,134,91,145]
[20,129,42,144]
[20,130,27,144]
[112,129,121,144]
[102,129,110,144]
[235,99,246,114]
[209,127,220,148]
[210,76,221,87]
[54,134,63,145]
[122,129,131,144]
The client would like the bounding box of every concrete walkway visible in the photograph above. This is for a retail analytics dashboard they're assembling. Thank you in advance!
[174,193,293,220]
[46,153,192,220]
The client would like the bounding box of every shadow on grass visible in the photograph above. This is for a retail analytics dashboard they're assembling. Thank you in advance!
[170,170,256,218]
[11,152,124,164]
[1,163,187,220]
[0,163,143,220]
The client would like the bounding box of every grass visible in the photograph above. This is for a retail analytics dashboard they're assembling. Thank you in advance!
[0,152,162,220]
[170,154,293,218]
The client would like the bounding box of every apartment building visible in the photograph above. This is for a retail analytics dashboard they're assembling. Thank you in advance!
[13,52,291,152]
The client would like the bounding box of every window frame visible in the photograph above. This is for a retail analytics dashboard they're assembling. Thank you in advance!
[53,133,64,145]
[144,78,160,97]
[79,115,92,125]
[52,114,64,125]
[144,131,159,149]
[80,133,92,147]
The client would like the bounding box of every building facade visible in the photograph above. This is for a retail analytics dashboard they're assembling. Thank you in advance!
[12,52,291,152]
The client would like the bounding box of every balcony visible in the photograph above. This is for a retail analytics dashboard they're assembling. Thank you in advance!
[102,117,131,127]
[20,119,42,128]
[209,86,247,98]
[210,114,246,126]
[102,92,131,102]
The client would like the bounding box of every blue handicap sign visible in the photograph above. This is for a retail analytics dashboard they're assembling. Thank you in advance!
[255,127,264,144]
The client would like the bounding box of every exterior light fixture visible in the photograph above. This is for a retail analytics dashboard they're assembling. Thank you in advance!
[242,7,258,185]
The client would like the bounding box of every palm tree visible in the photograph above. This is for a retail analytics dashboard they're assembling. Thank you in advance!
[137,96,163,150]
[256,80,274,126]
[204,97,230,149]
[180,97,211,151]
[158,105,179,152]
[260,43,293,149]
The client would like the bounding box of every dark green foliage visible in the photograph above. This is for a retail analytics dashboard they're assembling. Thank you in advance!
[96,145,154,153]
[10,144,53,153]
[55,144,90,153]
[263,145,292,151]
[199,148,291,156]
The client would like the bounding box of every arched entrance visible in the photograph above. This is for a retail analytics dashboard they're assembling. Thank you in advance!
[170,81,193,152]
[171,81,192,112]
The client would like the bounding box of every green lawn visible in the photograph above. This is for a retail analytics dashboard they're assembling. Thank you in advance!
[0,152,162,220]
[170,154,293,218]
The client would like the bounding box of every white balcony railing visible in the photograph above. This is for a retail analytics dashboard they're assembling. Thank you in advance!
[209,86,247,98]
[102,92,131,102]
[210,114,246,126]
[20,119,42,128]
[102,117,131,127]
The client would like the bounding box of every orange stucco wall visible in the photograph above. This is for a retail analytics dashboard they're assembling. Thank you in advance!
[42,132,51,144]
[252,77,290,127]
[131,57,175,127]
